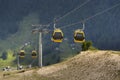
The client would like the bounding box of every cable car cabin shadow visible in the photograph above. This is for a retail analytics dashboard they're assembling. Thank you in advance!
[74,29,85,43]
[51,29,63,42]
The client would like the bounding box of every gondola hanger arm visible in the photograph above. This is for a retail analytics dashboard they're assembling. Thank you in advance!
[82,21,85,31]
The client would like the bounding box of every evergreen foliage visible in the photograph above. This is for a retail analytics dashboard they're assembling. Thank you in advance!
[82,41,92,51]
[1,51,7,60]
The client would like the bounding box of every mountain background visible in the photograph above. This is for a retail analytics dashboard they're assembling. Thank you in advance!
[0,0,120,67]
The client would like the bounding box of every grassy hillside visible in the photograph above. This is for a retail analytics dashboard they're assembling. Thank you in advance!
[1,50,120,80]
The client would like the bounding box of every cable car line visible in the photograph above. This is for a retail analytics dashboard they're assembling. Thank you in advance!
[84,2,120,22]
[56,0,90,22]
[56,2,120,43]
[59,2,120,29]
[44,1,120,43]
[32,0,90,30]
[45,0,90,28]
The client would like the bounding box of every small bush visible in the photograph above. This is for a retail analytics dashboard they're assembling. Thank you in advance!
[82,41,92,51]
[82,41,98,51]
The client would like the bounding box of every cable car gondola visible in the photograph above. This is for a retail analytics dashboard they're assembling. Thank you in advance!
[51,28,64,42]
[31,50,37,58]
[74,29,85,43]
[19,50,25,58]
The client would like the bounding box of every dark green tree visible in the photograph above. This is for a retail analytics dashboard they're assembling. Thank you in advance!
[82,41,92,51]
[1,51,7,60]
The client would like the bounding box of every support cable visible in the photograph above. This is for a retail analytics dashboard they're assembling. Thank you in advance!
[59,2,120,29]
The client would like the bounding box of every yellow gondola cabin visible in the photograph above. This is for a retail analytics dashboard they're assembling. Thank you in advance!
[19,50,25,58]
[31,50,37,58]
[51,28,63,42]
[74,29,85,43]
